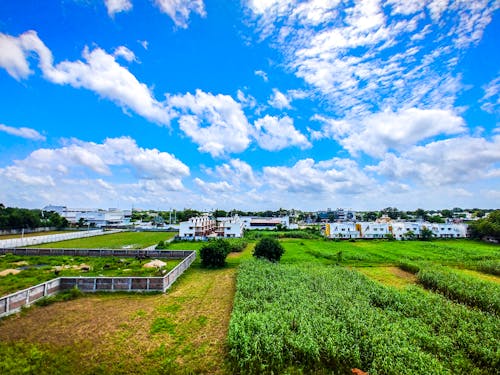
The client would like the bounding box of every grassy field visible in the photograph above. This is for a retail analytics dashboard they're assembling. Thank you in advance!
[0,253,181,296]
[1,236,499,374]
[34,231,175,249]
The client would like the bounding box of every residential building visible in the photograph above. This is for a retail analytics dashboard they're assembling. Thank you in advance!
[179,216,216,240]
[325,222,360,239]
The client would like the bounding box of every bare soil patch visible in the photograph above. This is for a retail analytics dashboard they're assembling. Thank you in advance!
[0,269,21,277]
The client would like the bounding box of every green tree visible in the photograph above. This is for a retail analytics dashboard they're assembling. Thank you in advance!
[468,210,500,241]
[253,237,285,262]
[200,239,231,268]
[420,227,435,241]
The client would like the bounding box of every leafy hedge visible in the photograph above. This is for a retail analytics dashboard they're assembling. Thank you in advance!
[228,260,499,374]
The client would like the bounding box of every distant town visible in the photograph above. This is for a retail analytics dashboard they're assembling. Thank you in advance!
[1,204,496,242]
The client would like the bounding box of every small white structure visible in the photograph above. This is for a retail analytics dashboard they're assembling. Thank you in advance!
[326,222,360,239]
[179,216,216,240]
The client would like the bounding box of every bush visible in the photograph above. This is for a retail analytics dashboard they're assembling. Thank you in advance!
[200,239,231,268]
[227,238,248,252]
[253,237,285,262]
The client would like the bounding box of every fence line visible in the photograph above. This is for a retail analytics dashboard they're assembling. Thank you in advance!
[0,247,193,259]
[0,229,124,248]
[0,250,196,318]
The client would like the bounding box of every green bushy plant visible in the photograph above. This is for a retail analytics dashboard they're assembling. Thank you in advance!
[253,237,285,262]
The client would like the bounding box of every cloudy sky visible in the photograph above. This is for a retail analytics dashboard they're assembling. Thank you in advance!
[0,0,499,211]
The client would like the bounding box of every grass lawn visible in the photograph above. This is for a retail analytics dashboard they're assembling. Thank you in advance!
[33,231,175,249]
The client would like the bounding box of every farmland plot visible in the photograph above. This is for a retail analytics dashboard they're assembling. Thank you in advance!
[228,259,499,375]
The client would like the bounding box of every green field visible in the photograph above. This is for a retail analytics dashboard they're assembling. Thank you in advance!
[1,235,499,374]
[0,231,73,239]
[34,231,175,249]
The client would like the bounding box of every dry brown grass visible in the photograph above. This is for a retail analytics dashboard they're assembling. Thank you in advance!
[0,250,246,374]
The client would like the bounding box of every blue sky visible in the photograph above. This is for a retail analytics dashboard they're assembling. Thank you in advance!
[0,0,499,211]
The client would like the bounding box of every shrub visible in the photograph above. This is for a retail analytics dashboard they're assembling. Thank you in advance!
[253,237,285,262]
[200,239,231,268]
[156,240,166,249]
[227,238,248,252]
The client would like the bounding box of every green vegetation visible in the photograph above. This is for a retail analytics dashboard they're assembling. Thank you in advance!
[417,266,500,314]
[228,259,499,374]
[253,237,285,262]
[0,205,68,230]
[34,231,175,249]
[244,228,322,240]
[469,210,500,241]
[0,252,180,296]
[34,287,83,307]
[473,260,500,276]
[200,239,231,268]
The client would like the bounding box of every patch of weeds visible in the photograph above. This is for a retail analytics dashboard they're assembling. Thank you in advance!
[131,309,147,320]
[34,287,83,308]
[196,315,208,327]
[156,303,181,314]
[150,317,176,335]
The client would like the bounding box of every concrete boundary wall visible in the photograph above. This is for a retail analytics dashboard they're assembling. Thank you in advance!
[0,229,123,248]
[0,248,193,259]
[0,250,196,318]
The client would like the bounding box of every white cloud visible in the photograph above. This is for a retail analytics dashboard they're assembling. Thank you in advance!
[254,69,268,81]
[367,135,500,186]
[312,108,466,157]
[104,0,132,17]
[481,74,500,114]
[245,1,498,116]
[268,88,291,109]
[0,136,190,208]
[155,0,206,28]
[254,115,311,151]
[0,31,170,125]
[237,89,257,108]
[113,46,136,62]
[0,124,46,141]
[167,89,252,157]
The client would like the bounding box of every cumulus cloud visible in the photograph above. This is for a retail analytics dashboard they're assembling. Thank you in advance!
[0,30,170,125]
[312,108,466,157]
[254,115,311,151]
[268,88,291,109]
[155,0,206,28]
[367,135,500,186]
[104,0,132,16]
[245,0,498,115]
[167,89,252,157]
[0,136,189,190]
[113,46,136,62]
[0,123,46,141]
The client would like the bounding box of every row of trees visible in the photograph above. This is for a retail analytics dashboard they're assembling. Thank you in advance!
[0,204,68,230]
[468,210,500,241]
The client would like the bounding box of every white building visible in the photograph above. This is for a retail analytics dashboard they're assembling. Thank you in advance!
[326,222,360,239]
[358,222,390,239]
[391,222,421,240]
[215,216,244,238]
[425,223,468,238]
[179,216,216,240]
[43,206,131,227]
[240,216,290,230]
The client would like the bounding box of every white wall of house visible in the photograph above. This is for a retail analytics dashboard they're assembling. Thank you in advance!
[327,222,360,239]
[359,222,390,239]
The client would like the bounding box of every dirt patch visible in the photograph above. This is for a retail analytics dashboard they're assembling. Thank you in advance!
[355,266,416,288]
[0,269,21,277]
[12,261,28,266]
[143,259,167,268]
[390,266,417,282]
